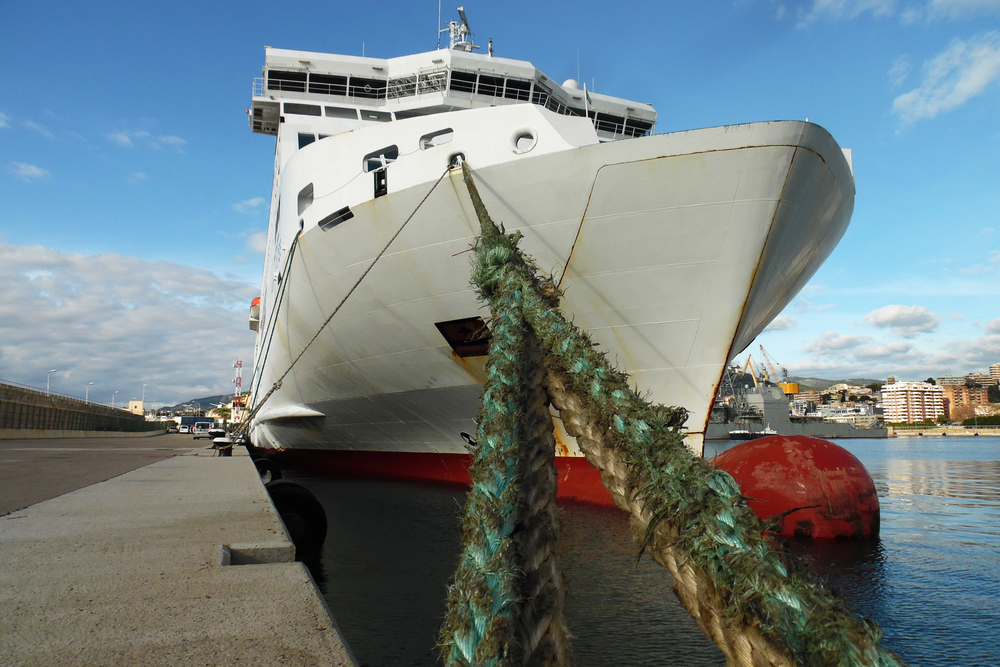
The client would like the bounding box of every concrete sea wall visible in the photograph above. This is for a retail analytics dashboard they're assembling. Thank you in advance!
[0,382,165,438]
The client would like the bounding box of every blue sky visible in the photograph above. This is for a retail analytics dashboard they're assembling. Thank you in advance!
[2,0,999,405]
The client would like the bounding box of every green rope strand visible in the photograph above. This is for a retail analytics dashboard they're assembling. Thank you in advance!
[449,161,908,667]
[440,165,570,666]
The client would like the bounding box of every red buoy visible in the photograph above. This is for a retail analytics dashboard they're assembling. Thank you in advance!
[711,435,879,539]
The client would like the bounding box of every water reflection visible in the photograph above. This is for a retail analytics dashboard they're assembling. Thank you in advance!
[784,537,889,623]
[286,437,1000,667]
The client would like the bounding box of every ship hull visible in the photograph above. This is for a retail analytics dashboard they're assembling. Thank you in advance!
[249,106,854,473]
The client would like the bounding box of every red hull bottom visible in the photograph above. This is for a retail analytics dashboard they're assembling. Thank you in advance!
[268,449,615,507]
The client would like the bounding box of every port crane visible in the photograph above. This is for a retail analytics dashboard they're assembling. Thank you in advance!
[759,345,787,383]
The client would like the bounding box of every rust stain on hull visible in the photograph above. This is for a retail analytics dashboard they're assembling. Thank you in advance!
[450,352,488,385]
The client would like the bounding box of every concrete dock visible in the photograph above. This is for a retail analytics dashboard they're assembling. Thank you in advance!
[0,440,357,666]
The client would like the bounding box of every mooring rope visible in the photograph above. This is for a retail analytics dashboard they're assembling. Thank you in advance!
[438,160,571,667]
[441,162,908,667]
[235,165,453,441]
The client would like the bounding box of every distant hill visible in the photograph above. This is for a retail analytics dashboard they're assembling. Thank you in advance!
[787,377,884,392]
[162,394,233,412]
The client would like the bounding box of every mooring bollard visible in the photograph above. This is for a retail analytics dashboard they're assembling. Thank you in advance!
[213,436,233,457]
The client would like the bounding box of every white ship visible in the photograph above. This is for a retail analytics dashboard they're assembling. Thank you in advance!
[245,11,855,504]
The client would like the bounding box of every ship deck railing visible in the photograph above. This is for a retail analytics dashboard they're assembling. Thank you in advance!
[252,69,653,140]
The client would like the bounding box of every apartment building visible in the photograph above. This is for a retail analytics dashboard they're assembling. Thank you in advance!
[881,381,944,423]
[942,384,990,414]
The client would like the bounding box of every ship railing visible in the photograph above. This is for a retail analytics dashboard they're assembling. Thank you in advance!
[252,69,653,139]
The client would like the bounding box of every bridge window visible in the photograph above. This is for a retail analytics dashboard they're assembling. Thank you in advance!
[388,75,417,99]
[504,78,531,101]
[298,133,315,149]
[476,75,503,97]
[624,119,654,137]
[267,70,307,92]
[349,77,387,99]
[418,70,447,94]
[594,113,626,134]
[363,145,399,172]
[361,110,392,122]
[449,70,477,93]
[284,103,321,116]
[325,106,359,119]
[309,73,347,95]
[531,83,551,107]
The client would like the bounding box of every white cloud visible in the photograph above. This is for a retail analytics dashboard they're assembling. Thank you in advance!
[892,31,1000,124]
[23,120,54,138]
[107,129,185,151]
[234,197,265,212]
[796,0,1000,25]
[0,244,257,406]
[864,304,942,336]
[888,55,912,86]
[959,263,995,274]
[851,341,914,359]
[0,112,10,129]
[108,132,134,147]
[7,162,51,182]
[127,172,147,184]
[797,0,896,25]
[765,315,799,331]
[158,135,187,149]
[804,332,873,355]
[928,0,1000,20]
[246,232,268,253]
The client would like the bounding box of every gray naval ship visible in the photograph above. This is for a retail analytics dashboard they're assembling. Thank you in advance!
[705,366,888,442]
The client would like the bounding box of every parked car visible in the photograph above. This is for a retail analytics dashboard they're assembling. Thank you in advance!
[192,422,214,439]
[167,426,179,434]
[178,425,190,434]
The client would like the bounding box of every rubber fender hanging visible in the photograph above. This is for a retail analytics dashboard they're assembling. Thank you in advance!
[254,457,282,484]
[265,480,327,558]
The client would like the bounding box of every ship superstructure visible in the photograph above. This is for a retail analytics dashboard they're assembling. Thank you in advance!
[245,11,856,501]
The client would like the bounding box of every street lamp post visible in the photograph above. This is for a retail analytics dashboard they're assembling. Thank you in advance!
[85,382,95,402]
[112,390,119,409]
[47,369,57,396]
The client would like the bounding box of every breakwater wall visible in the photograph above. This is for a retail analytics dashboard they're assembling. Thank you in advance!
[0,382,165,438]
[888,425,1000,437]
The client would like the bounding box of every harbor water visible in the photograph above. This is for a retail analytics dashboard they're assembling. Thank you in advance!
[289,436,1000,666]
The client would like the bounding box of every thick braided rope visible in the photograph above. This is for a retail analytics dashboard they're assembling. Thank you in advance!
[456,163,908,667]
[438,166,571,667]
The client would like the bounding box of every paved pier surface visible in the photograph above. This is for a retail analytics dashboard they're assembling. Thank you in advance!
[0,433,199,516]
[0,448,357,666]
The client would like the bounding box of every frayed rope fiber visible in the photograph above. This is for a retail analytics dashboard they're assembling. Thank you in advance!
[439,163,908,667]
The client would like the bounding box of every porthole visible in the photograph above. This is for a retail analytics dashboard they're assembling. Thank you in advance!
[510,128,537,154]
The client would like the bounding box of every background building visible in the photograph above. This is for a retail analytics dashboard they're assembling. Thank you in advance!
[128,400,144,416]
[881,381,944,423]
[990,363,1000,385]
[942,384,989,415]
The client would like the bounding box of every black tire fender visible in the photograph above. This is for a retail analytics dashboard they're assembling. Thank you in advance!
[264,480,327,557]
[254,458,282,484]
